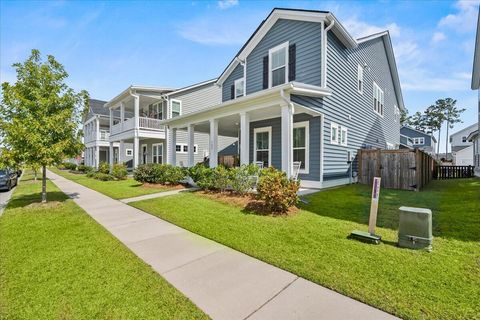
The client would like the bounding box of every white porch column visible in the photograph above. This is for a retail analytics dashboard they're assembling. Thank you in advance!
[96,117,100,141]
[209,119,218,168]
[95,145,100,169]
[133,136,139,168]
[187,124,195,167]
[120,102,125,130]
[134,95,140,129]
[281,103,294,178]
[119,140,124,163]
[240,112,250,165]
[109,142,114,168]
[109,108,113,133]
[169,128,177,165]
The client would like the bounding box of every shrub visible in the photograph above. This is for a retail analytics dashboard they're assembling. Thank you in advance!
[133,164,186,185]
[62,162,77,170]
[133,164,155,183]
[86,171,95,178]
[112,163,128,180]
[92,172,114,181]
[164,165,186,185]
[98,161,110,174]
[188,164,215,190]
[256,167,300,214]
[231,164,258,195]
[77,164,94,173]
[212,166,232,192]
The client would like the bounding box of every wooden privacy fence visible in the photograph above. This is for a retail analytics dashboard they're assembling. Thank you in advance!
[435,165,475,179]
[358,149,436,191]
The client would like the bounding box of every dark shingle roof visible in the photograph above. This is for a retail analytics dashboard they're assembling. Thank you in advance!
[89,99,109,116]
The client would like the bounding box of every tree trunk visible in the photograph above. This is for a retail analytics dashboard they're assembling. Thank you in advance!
[34,169,37,181]
[445,121,450,158]
[42,165,47,203]
[436,127,441,160]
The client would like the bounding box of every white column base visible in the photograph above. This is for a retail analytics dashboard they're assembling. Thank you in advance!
[240,112,250,165]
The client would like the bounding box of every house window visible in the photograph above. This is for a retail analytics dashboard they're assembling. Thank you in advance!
[126,149,133,157]
[152,143,163,164]
[254,127,272,167]
[357,64,364,94]
[148,102,163,119]
[269,42,288,87]
[175,143,198,154]
[373,82,384,116]
[331,122,348,146]
[394,105,400,122]
[293,121,309,173]
[170,99,182,118]
[462,136,467,143]
[234,78,245,98]
[412,137,425,145]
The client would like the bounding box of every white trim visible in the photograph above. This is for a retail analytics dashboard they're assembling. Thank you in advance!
[170,99,182,118]
[412,137,425,145]
[357,64,364,94]
[330,122,348,146]
[268,41,289,88]
[126,148,133,157]
[152,142,163,164]
[373,82,384,117]
[234,78,245,98]
[253,126,272,167]
[293,121,309,174]
[166,78,217,97]
[175,143,198,154]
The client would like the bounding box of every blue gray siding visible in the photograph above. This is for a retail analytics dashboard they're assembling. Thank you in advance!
[400,127,433,147]
[222,64,244,102]
[245,19,322,96]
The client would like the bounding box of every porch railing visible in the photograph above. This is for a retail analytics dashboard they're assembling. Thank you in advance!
[110,117,164,136]
[99,130,109,141]
[139,117,164,131]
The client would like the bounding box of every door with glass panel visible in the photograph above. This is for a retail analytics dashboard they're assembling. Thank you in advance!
[142,145,148,164]
[254,127,271,168]
[152,143,163,164]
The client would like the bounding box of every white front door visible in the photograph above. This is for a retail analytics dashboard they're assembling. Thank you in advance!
[254,127,272,167]
[152,143,163,164]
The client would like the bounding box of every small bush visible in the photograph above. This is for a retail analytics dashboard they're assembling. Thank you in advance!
[62,162,77,170]
[256,167,300,214]
[134,164,186,185]
[92,172,114,181]
[77,164,94,173]
[98,162,110,174]
[212,166,232,192]
[86,171,95,178]
[133,164,154,183]
[164,165,186,185]
[112,163,128,180]
[188,164,215,190]
[231,164,258,195]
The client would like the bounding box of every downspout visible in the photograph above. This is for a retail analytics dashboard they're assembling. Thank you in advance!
[321,19,335,88]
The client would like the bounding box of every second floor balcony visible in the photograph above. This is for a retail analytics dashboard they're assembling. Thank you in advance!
[110,116,165,136]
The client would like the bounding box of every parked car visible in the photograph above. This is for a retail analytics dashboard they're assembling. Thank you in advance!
[0,168,18,191]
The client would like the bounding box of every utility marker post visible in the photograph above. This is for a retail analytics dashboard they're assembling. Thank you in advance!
[368,177,381,235]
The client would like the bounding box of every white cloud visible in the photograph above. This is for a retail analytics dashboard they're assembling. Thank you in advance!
[431,32,446,43]
[438,0,479,33]
[218,0,238,10]
[342,17,400,39]
[400,67,470,91]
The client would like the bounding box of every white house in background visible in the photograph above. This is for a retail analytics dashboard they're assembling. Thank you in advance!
[450,123,477,166]
[470,9,480,176]
[83,99,124,169]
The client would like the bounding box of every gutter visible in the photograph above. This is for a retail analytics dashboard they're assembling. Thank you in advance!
[321,19,335,88]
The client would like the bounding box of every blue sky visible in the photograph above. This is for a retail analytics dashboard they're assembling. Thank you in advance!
[1,0,479,151]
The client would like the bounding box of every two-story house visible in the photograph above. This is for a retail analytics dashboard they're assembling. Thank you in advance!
[105,81,237,169]
[161,8,404,188]
[400,126,437,155]
[83,99,122,168]
[470,9,480,176]
[450,123,477,166]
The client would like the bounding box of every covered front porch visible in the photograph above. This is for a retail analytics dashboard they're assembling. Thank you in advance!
[163,83,329,188]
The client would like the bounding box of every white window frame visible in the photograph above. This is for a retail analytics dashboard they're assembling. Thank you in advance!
[234,78,245,99]
[373,82,384,116]
[170,99,182,118]
[152,143,163,164]
[175,143,198,154]
[330,122,348,146]
[254,126,272,167]
[357,64,364,94]
[141,144,148,164]
[412,137,425,145]
[126,148,133,157]
[268,41,289,88]
[293,121,309,174]
[386,142,395,150]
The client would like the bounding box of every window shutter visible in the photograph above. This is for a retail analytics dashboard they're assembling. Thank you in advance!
[262,55,269,89]
[288,43,296,81]
[230,84,235,100]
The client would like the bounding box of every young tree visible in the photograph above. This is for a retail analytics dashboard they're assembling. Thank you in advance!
[400,107,409,125]
[0,49,88,202]
[406,111,427,131]
[424,104,444,159]
[441,98,465,155]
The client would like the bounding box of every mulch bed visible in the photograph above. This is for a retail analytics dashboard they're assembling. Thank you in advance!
[142,183,186,190]
[197,190,298,216]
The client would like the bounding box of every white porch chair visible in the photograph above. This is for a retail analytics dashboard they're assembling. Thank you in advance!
[292,161,302,181]
[255,161,264,169]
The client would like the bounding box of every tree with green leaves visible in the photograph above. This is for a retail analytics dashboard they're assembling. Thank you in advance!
[406,111,427,131]
[400,107,409,125]
[423,104,445,159]
[441,98,465,155]
[0,49,88,202]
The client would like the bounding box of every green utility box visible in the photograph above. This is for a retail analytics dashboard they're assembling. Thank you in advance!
[398,206,433,251]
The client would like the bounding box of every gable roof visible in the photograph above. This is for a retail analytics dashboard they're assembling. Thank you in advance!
[215,8,404,111]
[472,8,480,90]
[401,126,437,142]
[450,122,478,138]
[89,99,109,116]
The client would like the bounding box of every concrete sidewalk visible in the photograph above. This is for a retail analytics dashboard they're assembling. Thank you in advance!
[120,187,198,203]
[47,169,398,320]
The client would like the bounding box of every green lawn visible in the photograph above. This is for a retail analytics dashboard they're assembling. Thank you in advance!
[131,179,480,320]
[0,172,208,319]
[49,167,175,199]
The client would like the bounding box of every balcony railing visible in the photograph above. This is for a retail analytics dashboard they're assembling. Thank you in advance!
[110,117,164,136]
[99,130,110,141]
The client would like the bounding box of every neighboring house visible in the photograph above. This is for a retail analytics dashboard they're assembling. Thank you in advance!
[471,9,480,176]
[83,99,124,169]
[161,8,404,188]
[400,126,437,155]
[105,81,236,169]
[450,123,477,166]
